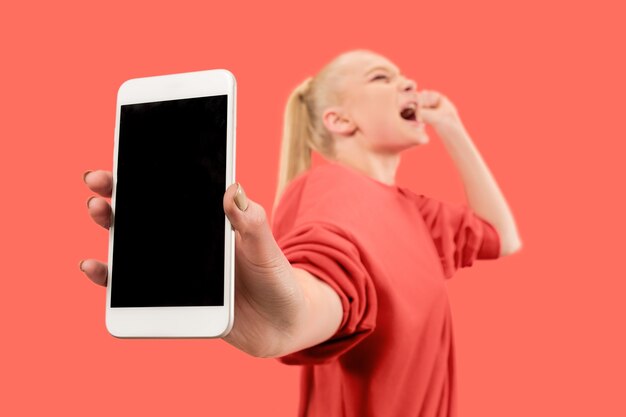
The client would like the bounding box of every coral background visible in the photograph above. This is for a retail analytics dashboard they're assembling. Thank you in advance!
[1,0,624,415]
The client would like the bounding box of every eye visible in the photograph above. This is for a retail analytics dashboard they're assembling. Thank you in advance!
[370,74,389,82]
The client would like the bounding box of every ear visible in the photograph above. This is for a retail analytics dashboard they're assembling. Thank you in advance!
[322,107,357,136]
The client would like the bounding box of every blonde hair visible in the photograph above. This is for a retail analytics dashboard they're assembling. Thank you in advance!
[273,51,362,211]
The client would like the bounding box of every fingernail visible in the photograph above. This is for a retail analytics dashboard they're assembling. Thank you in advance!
[87,196,95,208]
[234,182,249,212]
[79,260,85,271]
[83,170,92,183]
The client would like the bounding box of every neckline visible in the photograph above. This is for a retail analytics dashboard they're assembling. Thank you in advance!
[325,161,402,192]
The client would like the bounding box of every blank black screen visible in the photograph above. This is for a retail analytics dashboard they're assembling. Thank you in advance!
[111,95,227,307]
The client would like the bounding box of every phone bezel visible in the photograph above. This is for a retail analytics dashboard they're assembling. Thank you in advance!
[105,69,236,338]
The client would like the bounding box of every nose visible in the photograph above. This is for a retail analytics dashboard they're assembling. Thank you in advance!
[400,77,417,92]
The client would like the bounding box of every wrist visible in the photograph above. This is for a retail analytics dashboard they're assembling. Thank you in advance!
[434,117,467,139]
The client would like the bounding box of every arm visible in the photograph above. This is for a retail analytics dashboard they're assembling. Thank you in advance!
[220,259,344,360]
[275,268,343,357]
[226,180,344,359]
[419,91,523,257]
[436,122,522,257]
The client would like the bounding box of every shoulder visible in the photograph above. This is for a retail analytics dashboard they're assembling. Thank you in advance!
[279,163,363,206]
[271,163,368,234]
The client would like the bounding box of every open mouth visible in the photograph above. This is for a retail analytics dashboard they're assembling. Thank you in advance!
[400,102,418,121]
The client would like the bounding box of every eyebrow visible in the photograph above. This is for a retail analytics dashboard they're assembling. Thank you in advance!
[364,65,402,78]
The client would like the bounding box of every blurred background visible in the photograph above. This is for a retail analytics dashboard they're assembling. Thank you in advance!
[1,0,624,415]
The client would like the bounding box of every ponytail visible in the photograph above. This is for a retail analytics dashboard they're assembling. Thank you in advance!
[271,50,377,215]
[273,77,317,211]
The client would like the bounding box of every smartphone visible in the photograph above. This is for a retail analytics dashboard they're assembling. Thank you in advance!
[105,69,236,338]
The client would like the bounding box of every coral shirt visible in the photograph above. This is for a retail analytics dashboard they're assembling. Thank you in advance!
[271,162,500,417]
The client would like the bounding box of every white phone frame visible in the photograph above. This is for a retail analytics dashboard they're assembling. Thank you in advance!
[106,69,236,338]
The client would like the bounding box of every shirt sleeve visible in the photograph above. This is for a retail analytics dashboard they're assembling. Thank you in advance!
[414,194,501,279]
[273,221,377,365]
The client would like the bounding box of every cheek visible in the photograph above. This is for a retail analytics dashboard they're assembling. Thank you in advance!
[364,105,400,135]
[355,100,397,129]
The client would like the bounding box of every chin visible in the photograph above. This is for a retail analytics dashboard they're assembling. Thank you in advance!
[399,122,429,146]
[407,131,429,146]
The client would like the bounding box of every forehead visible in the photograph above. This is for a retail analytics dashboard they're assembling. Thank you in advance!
[336,51,400,76]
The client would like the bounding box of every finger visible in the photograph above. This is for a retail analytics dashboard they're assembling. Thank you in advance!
[86,196,112,229]
[83,170,113,198]
[223,183,287,268]
[432,92,442,107]
[425,91,437,108]
[79,259,108,286]
[419,108,437,125]
[417,91,430,108]
[419,90,440,108]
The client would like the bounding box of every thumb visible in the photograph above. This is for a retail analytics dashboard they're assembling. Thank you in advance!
[224,183,287,268]
[418,107,437,126]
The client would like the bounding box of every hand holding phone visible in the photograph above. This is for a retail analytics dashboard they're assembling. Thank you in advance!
[82,173,312,356]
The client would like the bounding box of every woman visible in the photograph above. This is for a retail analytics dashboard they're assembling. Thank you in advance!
[81,49,522,417]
